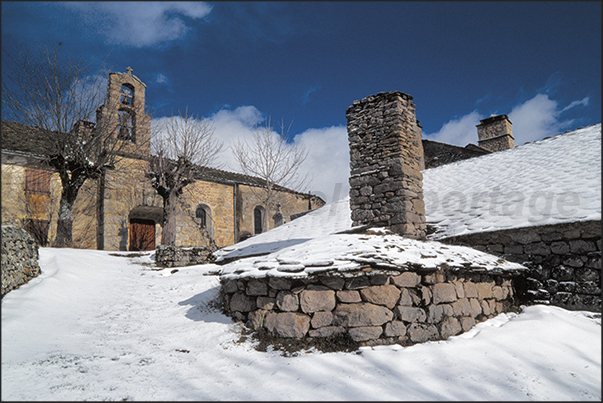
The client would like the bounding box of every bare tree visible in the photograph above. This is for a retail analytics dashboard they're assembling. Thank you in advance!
[2,44,141,246]
[147,108,222,246]
[233,117,309,209]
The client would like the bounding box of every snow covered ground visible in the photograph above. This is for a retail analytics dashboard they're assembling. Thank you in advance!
[2,247,600,401]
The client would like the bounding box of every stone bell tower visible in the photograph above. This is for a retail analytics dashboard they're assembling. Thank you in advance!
[346,91,426,240]
[97,67,151,157]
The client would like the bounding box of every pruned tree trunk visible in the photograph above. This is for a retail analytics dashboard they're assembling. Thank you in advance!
[160,190,181,246]
[147,108,222,247]
[54,187,79,247]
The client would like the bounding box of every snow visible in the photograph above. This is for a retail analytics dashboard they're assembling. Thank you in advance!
[424,123,601,238]
[215,124,601,261]
[213,196,353,262]
[2,247,600,400]
[218,229,525,280]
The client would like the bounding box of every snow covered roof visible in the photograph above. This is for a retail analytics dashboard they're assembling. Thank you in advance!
[218,228,525,280]
[215,124,601,265]
[424,123,601,239]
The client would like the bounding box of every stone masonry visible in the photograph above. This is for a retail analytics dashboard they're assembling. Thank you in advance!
[221,266,519,346]
[441,220,601,312]
[347,91,426,239]
[476,114,515,152]
[1,226,41,298]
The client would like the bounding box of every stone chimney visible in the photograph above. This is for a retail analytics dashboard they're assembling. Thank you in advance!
[476,114,514,152]
[346,91,426,240]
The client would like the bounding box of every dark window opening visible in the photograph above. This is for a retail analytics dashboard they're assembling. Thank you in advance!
[25,169,51,194]
[23,219,50,246]
[196,206,207,228]
[254,206,264,235]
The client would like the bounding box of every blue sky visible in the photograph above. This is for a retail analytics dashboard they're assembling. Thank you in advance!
[2,1,601,201]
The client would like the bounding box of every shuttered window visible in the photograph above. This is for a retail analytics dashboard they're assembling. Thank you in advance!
[25,169,51,194]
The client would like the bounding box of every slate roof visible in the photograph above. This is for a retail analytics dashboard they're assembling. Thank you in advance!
[1,120,319,199]
[1,121,53,158]
[422,138,491,169]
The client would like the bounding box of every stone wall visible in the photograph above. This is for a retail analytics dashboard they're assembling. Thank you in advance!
[440,220,601,312]
[155,245,215,267]
[346,91,426,239]
[221,267,519,346]
[1,226,41,298]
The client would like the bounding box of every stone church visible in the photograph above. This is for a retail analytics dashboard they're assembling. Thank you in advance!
[1,70,324,251]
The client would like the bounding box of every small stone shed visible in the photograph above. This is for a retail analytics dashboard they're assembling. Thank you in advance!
[219,229,525,345]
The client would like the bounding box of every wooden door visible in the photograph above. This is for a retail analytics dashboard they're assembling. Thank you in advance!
[129,218,155,251]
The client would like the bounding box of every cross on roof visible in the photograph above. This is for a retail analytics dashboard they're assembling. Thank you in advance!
[126,66,133,74]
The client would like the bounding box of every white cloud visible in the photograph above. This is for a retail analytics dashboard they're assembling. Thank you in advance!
[508,94,589,144]
[153,105,349,204]
[294,126,350,203]
[424,111,483,146]
[149,91,589,205]
[560,96,590,113]
[302,85,321,106]
[426,93,590,147]
[61,1,212,47]
[156,74,168,84]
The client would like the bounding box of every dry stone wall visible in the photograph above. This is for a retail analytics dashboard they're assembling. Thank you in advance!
[346,91,426,240]
[1,226,41,298]
[221,267,518,346]
[440,220,601,312]
[155,245,215,267]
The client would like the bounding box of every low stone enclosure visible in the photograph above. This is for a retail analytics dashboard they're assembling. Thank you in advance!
[219,231,526,346]
[440,220,601,312]
[1,226,41,298]
[221,268,517,346]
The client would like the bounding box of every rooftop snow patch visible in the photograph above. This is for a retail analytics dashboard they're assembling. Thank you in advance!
[215,124,601,262]
[213,197,353,262]
[424,123,601,239]
[218,228,526,280]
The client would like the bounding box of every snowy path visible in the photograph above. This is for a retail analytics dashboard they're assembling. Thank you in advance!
[2,248,601,400]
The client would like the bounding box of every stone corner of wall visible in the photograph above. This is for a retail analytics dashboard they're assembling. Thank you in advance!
[1,225,41,298]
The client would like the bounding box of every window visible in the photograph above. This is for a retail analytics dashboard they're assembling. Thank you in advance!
[120,84,134,106]
[117,110,135,142]
[25,169,51,194]
[254,206,264,234]
[195,205,207,228]
[23,219,50,246]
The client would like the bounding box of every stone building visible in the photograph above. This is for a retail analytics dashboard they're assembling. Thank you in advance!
[217,91,531,346]
[215,93,600,347]
[1,70,323,251]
